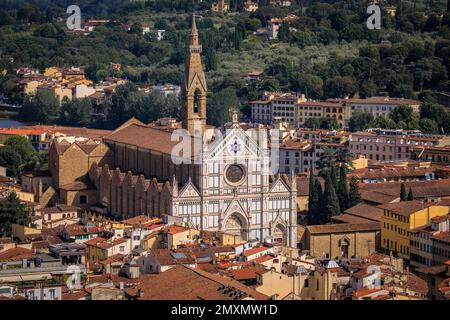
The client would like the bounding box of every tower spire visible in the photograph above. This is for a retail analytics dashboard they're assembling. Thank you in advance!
[182,13,207,137]
[191,14,197,35]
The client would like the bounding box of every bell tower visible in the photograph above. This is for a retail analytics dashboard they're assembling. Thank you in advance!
[181,14,207,137]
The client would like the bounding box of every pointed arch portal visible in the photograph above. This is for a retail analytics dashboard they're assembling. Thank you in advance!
[223,212,248,241]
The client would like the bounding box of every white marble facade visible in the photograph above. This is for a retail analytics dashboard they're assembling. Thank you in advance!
[171,121,297,247]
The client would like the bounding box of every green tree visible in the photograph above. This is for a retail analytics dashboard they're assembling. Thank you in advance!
[204,45,218,71]
[400,183,407,201]
[323,172,341,221]
[0,192,30,237]
[4,136,34,163]
[307,168,321,225]
[20,90,60,123]
[407,187,414,201]
[330,165,338,190]
[317,147,336,178]
[278,21,291,42]
[129,23,143,35]
[105,83,142,128]
[370,116,397,129]
[207,87,240,127]
[325,76,357,98]
[419,118,439,134]
[0,147,22,178]
[60,98,93,127]
[314,178,325,224]
[359,80,378,98]
[349,176,362,207]
[289,73,323,99]
[0,136,37,178]
[337,165,349,211]
[336,148,355,170]
[389,105,420,129]
[349,111,374,132]
[308,167,315,213]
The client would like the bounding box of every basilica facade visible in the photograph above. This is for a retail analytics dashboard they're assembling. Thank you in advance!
[85,16,298,246]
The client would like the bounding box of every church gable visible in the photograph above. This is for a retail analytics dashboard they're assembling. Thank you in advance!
[206,128,261,160]
[223,199,247,218]
[178,179,200,198]
[269,178,290,193]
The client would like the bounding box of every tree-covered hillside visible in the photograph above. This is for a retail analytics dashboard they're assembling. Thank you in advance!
[1,0,450,129]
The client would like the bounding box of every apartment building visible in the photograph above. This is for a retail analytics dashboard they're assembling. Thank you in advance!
[410,214,450,268]
[278,140,347,174]
[253,94,417,129]
[349,129,450,162]
[330,96,421,119]
[251,92,306,126]
[211,0,229,13]
[380,201,450,261]
[411,146,450,165]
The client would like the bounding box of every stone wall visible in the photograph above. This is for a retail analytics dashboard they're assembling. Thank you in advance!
[106,140,199,187]
[89,163,173,219]
[307,230,380,259]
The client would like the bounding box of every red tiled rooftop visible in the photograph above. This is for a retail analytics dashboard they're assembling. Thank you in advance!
[253,255,274,264]
[378,200,448,216]
[0,128,47,136]
[85,237,127,249]
[432,231,450,244]
[243,246,270,257]
[128,265,269,300]
[0,247,33,262]
[352,287,385,298]
[165,225,191,235]
[307,222,380,234]
[229,266,266,281]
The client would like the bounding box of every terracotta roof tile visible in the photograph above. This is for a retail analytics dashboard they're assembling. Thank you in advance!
[243,246,270,257]
[344,203,383,222]
[105,123,200,158]
[307,222,380,234]
[229,266,266,280]
[0,247,33,262]
[378,201,448,216]
[432,231,450,244]
[130,266,269,300]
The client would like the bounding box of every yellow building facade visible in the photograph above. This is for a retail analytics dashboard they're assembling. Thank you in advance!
[380,201,449,260]
[211,0,229,13]
[44,67,63,79]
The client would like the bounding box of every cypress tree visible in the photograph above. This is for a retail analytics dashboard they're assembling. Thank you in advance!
[349,176,362,207]
[308,167,315,213]
[407,187,414,201]
[337,165,349,211]
[323,172,340,222]
[314,178,324,224]
[400,183,407,201]
[307,167,317,224]
[330,165,338,190]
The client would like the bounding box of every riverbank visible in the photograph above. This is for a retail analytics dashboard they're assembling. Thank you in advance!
[0,110,19,119]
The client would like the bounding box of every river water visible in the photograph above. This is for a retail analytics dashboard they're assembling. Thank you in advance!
[0,119,25,128]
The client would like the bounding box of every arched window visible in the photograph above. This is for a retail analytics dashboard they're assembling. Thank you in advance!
[193,89,201,114]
